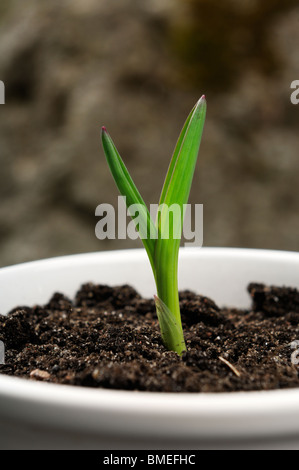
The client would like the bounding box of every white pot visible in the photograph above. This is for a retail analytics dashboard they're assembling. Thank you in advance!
[0,247,299,450]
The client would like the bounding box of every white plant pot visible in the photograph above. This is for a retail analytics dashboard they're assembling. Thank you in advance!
[0,247,299,450]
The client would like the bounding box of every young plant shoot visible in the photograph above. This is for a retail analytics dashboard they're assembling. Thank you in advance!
[101,96,206,355]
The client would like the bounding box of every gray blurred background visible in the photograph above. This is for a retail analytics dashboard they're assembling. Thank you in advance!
[0,0,299,268]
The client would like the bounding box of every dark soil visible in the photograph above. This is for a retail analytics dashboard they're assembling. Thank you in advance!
[1,282,299,393]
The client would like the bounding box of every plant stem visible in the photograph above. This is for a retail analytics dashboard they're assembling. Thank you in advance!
[155,242,186,355]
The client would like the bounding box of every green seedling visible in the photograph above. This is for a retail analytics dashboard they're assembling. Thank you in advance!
[101,96,206,355]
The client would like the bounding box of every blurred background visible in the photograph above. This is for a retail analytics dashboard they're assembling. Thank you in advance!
[0,0,299,268]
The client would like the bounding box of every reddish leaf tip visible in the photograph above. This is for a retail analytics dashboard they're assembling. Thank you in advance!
[101,126,107,133]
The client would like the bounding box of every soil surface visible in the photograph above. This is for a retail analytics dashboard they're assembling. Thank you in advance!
[1,282,299,393]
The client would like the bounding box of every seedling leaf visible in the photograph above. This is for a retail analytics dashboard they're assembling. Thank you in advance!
[101,127,157,272]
